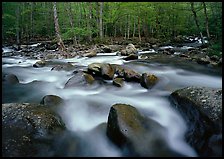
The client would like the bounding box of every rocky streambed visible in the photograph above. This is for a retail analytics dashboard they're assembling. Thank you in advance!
[2,38,222,157]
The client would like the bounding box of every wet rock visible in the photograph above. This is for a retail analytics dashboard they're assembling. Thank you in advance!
[88,63,115,80]
[170,86,222,157]
[2,103,66,157]
[106,104,184,157]
[40,95,64,109]
[33,60,46,68]
[120,44,137,56]
[140,73,158,89]
[64,72,95,88]
[210,55,219,62]
[45,54,58,60]
[123,54,138,61]
[83,49,97,57]
[101,63,115,80]
[101,45,112,53]
[88,63,102,75]
[218,58,222,66]
[51,63,74,71]
[111,64,125,78]
[124,68,141,82]
[113,78,124,87]
[3,74,19,84]
[196,57,210,65]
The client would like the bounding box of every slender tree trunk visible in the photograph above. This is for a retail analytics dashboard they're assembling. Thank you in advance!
[88,2,92,42]
[202,2,210,39]
[99,2,103,40]
[190,2,204,44]
[53,2,66,52]
[133,16,136,38]
[30,2,33,39]
[66,2,77,45]
[127,15,130,39]
[16,5,20,45]
[138,16,141,42]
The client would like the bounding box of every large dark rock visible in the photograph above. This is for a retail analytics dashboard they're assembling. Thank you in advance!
[170,86,222,157]
[51,63,74,71]
[64,72,95,88]
[40,95,64,110]
[140,73,158,89]
[2,103,66,157]
[196,57,210,65]
[3,74,19,84]
[88,63,115,80]
[123,68,141,82]
[106,104,184,157]
[123,54,138,61]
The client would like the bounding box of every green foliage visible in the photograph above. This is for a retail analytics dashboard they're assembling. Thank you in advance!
[2,2,222,44]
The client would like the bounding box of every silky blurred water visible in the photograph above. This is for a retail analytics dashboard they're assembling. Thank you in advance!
[2,51,222,157]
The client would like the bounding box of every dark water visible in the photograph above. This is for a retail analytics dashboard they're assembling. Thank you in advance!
[2,45,222,156]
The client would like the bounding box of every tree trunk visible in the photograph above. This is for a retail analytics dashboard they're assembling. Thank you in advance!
[133,16,136,38]
[88,2,92,42]
[138,16,141,42]
[127,15,130,39]
[16,5,20,45]
[30,2,33,39]
[202,2,210,40]
[190,2,204,44]
[66,2,77,45]
[99,2,103,40]
[53,2,66,52]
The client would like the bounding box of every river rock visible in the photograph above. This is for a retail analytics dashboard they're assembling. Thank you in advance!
[113,78,124,87]
[88,63,102,75]
[126,43,137,55]
[196,57,210,65]
[83,49,97,57]
[140,73,158,89]
[101,63,115,80]
[64,72,95,88]
[40,95,64,109]
[124,68,141,82]
[210,55,219,62]
[106,104,184,157]
[2,103,66,157]
[33,60,46,68]
[170,86,222,157]
[123,54,138,61]
[51,63,74,71]
[3,74,19,84]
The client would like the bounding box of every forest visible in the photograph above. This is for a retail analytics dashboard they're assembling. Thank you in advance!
[2,2,222,54]
[2,2,222,158]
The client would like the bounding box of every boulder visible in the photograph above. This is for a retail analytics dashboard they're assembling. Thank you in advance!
[88,63,102,75]
[196,57,210,65]
[140,73,158,89]
[113,78,124,87]
[83,49,97,57]
[123,54,138,61]
[106,104,184,157]
[125,43,137,55]
[2,103,66,157]
[33,60,46,68]
[170,86,222,157]
[3,74,19,84]
[210,55,219,62]
[124,68,141,82]
[100,63,115,80]
[64,72,95,88]
[51,63,74,71]
[40,95,64,109]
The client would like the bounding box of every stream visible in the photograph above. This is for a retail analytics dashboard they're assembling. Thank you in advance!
[2,41,222,157]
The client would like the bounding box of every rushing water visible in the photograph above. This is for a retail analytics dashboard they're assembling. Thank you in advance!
[2,45,222,157]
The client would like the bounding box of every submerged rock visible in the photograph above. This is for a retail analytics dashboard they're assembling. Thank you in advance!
[123,54,138,61]
[40,95,64,109]
[64,72,95,88]
[2,103,66,157]
[51,63,74,71]
[3,74,19,84]
[140,73,158,89]
[106,104,184,157]
[170,86,222,157]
